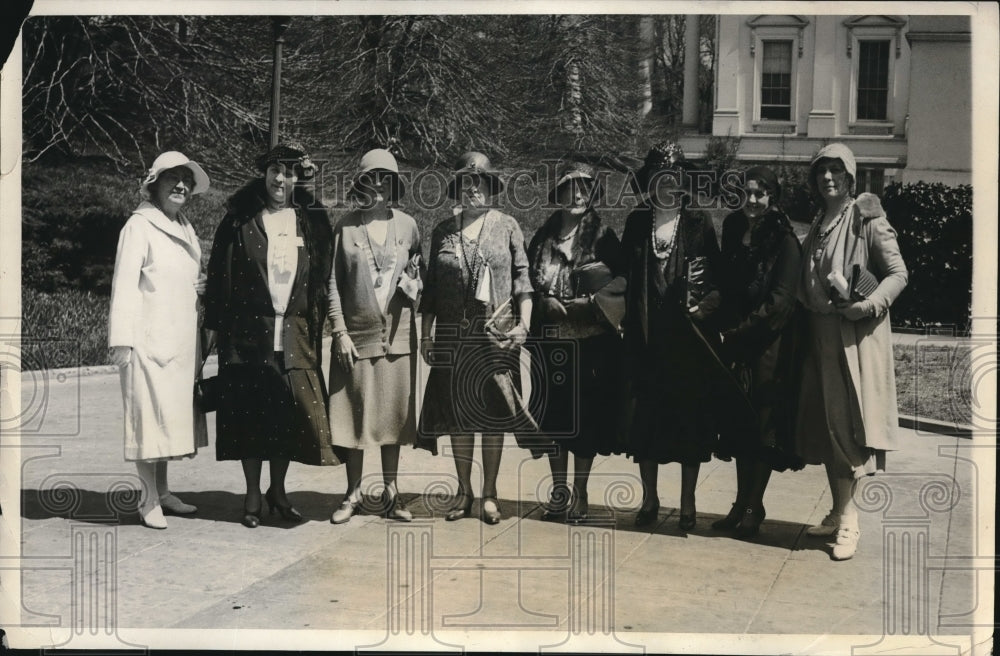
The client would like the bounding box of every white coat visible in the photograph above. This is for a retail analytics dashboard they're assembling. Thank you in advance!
[108,201,208,461]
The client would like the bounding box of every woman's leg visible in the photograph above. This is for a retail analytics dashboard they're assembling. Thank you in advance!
[135,461,165,527]
[481,433,504,522]
[713,457,751,529]
[732,459,772,538]
[570,455,593,518]
[546,446,570,511]
[481,433,504,500]
[268,459,291,505]
[380,444,412,521]
[639,459,659,510]
[830,472,861,560]
[450,434,475,497]
[331,449,364,523]
[680,463,699,516]
[241,458,263,512]
[635,459,660,526]
[747,460,772,510]
[445,434,475,520]
[344,449,364,501]
[380,444,400,491]
[154,461,196,513]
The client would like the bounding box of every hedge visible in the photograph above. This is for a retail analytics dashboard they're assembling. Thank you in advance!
[881,181,972,330]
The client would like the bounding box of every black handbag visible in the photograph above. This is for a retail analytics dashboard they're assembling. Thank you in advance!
[194,375,222,414]
[849,263,880,301]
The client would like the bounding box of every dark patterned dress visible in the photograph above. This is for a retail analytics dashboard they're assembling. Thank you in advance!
[204,180,338,465]
[416,209,537,448]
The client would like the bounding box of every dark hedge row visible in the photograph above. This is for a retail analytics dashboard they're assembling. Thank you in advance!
[880,181,972,331]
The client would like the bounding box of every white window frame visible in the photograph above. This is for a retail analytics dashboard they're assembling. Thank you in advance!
[844,16,905,128]
[750,27,801,126]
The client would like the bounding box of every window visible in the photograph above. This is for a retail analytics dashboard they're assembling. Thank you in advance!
[857,40,890,120]
[856,168,885,195]
[760,41,792,120]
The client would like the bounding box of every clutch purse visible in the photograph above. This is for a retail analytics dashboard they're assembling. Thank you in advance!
[194,376,222,414]
[849,264,880,300]
[485,298,517,337]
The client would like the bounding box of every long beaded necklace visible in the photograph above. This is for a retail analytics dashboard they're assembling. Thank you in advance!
[456,212,488,329]
[811,199,853,265]
[651,212,680,261]
[362,209,392,288]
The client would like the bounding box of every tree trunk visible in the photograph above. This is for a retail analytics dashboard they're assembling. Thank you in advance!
[637,16,654,118]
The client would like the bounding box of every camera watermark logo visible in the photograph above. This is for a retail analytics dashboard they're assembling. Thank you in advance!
[0,329,83,437]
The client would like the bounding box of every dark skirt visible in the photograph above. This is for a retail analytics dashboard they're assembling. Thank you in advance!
[215,357,339,465]
[417,333,539,455]
[715,339,804,472]
[626,308,720,466]
[524,332,628,459]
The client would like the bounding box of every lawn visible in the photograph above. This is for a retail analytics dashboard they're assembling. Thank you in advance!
[894,341,974,426]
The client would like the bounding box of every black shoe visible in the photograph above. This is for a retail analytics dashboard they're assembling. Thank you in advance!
[567,493,589,524]
[242,495,262,529]
[711,503,743,531]
[445,493,474,521]
[678,512,697,532]
[733,505,765,539]
[481,497,502,525]
[540,507,567,522]
[634,500,660,527]
[265,488,303,522]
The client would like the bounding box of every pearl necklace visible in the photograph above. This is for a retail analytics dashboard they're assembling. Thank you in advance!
[812,199,853,264]
[651,213,680,261]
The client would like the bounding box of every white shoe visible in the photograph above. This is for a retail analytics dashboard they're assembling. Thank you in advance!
[806,512,841,537]
[159,493,197,515]
[331,498,359,524]
[139,502,168,529]
[831,527,860,560]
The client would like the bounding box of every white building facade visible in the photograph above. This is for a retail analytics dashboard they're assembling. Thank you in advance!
[679,14,971,191]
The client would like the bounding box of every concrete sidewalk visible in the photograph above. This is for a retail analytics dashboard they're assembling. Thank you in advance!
[8,362,987,653]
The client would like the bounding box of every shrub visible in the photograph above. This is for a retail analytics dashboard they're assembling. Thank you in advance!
[881,181,972,330]
[775,163,817,224]
[22,288,111,369]
[701,133,742,196]
[22,162,231,294]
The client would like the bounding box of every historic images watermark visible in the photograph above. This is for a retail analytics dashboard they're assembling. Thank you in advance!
[282,159,753,214]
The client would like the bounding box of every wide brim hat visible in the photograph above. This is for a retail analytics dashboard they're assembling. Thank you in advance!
[808,143,857,198]
[548,161,604,205]
[255,142,317,181]
[350,148,405,202]
[140,151,210,199]
[447,151,504,201]
[632,141,689,197]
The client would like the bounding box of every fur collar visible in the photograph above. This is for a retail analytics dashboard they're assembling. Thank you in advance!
[225,178,322,227]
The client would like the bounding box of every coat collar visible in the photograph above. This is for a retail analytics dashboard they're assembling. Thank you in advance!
[133,201,200,262]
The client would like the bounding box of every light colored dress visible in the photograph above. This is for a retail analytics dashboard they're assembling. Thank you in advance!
[108,201,208,461]
[327,209,421,449]
[795,193,908,478]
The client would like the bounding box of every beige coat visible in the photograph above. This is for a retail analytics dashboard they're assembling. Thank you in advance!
[108,202,208,461]
[798,193,908,455]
